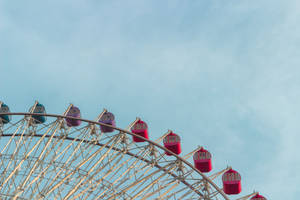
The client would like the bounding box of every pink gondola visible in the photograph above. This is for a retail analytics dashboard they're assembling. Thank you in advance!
[222,168,242,195]
[163,132,181,156]
[131,120,149,142]
[193,147,212,173]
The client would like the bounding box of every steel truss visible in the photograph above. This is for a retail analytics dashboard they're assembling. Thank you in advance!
[0,113,249,200]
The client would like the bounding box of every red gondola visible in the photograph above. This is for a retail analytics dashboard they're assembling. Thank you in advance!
[222,168,242,195]
[163,132,181,156]
[131,120,148,142]
[193,147,212,173]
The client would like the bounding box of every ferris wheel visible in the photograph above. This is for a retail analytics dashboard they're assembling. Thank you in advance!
[0,101,267,200]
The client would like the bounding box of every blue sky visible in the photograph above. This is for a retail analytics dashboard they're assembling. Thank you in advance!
[1,0,300,199]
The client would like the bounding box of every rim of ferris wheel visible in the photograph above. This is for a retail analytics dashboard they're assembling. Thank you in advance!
[0,108,268,200]
[3,112,232,199]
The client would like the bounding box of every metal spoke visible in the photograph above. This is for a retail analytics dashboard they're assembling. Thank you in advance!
[0,113,234,200]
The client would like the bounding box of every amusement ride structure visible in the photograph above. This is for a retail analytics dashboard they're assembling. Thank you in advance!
[0,101,267,200]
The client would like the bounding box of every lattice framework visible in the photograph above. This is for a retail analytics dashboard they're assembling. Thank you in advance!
[0,113,255,200]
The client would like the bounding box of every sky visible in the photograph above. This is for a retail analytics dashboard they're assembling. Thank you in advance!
[1,0,300,199]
